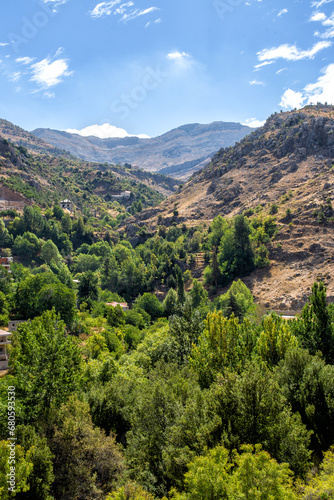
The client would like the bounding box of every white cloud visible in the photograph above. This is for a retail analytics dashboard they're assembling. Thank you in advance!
[90,1,122,18]
[280,89,305,109]
[90,1,158,23]
[242,118,266,128]
[276,67,287,74]
[278,8,288,16]
[65,123,150,139]
[30,55,72,88]
[304,63,334,103]
[279,64,334,109]
[0,42,9,47]
[311,10,334,39]
[16,57,35,65]
[310,12,327,21]
[257,41,331,62]
[167,51,190,61]
[249,80,265,85]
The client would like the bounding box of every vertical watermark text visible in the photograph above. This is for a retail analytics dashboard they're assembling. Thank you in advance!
[7,386,16,494]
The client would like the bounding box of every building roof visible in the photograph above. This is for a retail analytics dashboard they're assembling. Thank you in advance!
[61,199,72,203]
[0,330,12,336]
[106,302,128,308]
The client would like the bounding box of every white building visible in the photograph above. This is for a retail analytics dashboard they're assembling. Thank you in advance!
[0,330,12,370]
[60,199,73,212]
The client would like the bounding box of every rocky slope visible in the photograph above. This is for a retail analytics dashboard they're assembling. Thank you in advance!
[0,119,73,159]
[32,122,254,179]
[0,134,179,212]
[124,104,334,310]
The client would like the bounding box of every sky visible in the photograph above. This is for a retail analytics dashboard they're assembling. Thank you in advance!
[0,0,333,138]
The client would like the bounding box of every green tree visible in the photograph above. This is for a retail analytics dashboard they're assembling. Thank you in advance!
[255,314,298,366]
[40,239,62,266]
[218,215,255,283]
[216,280,255,320]
[169,297,203,364]
[15,424,54,500]
[107,305,126,328]
[13,272,59,320]
[175,266,185,305]
[106,483,155,500]
[189,279,208,309]
[10,310,82,422]
[13,231,40,259]
[50,396,124,500]
[163,288,178,317]
[134,293,163,321]
[171,444,296,500]
[0,218,13,247]
[37,283,76,326]
[298,446,334,499]
[293,282,334,363]
[0,441,33,499]
[78,271,99,309]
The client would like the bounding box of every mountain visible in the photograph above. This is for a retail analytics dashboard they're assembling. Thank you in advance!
[123,104,334,311]
[0,119,74,159]
[0,126,180,216]
[32,122,255,179]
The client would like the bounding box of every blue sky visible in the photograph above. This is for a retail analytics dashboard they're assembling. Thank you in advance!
[0,0,333,138]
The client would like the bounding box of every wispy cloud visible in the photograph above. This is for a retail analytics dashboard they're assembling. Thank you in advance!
[9,72,21,83]
[16,57,35,65]
[311,0,334,7]
[40,0,69,12]
[280,64,334,109]
[249,79,265,85]
[278,8,288,16]
[257,41,331,63]
[90,1,159,24]
[0,42,9,47]
[254,60,275,70]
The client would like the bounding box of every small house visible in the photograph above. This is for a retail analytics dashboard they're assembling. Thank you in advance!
[0,330,12,370]
[106,302,129,311]
[0,256,13,273]
[60,199,73,212]
[8,320,25,332]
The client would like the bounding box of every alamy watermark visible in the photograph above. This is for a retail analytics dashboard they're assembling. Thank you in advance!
[7,386,16,493]
[213,0,243,20]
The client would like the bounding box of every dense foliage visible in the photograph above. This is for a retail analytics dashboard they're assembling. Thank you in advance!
[0,205,333,499]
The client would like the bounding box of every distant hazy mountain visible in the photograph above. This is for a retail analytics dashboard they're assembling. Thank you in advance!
[32,122,255,179]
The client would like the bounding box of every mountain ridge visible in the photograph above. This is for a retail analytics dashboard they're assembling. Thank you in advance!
[32,121,255,179]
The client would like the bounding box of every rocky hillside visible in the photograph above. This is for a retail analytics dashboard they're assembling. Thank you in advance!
[0,135,179,214]
[32,122,254,179]
[124,104,334,310]
[0,119,73,159]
